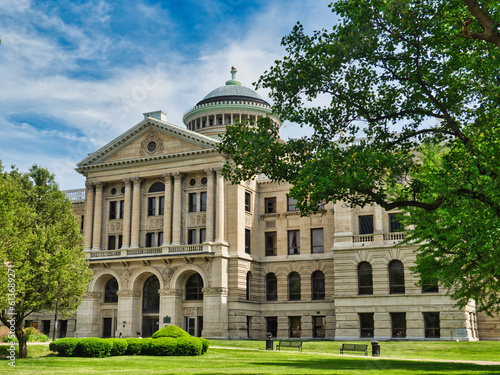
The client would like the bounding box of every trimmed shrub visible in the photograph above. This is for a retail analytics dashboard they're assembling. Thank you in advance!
[200,338,210,354]
[24,327,50,342]
[152,325,190,339]
[49,338,79,357]
[176,337,202,356]
[75,338,112,358]
[124,338,143,355]
[148,337,177,356]
[108,338,128,356]
[138,338,154,356]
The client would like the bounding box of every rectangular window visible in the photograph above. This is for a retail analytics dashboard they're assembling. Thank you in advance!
[118,235,123,249]
[199,228,206,244]
[424,312,440,338]
[145,233,154,247]
[119,200,124,219]
[245,192,251,212]
[109,201,117,220]
[288,230,300,255]
[108,236,116,250]
[265,197,276,214]
[265,232,277,256]
[289,316,301,338]
[359,313,374,338]
[311,228,324,253]
[188,193,197,212]
[389,213,403,232]
[188,229,197,245]
[157,232,163,247]
[422,278,439,293]
[313,316,326,338]
[158,196,165,216]
[148,197,156,216]
[391,313,407,338]
[200,192,207,212]
[80,215,84,230]
[359,215,374,234]
[245,229,251,254]
[266,317,278,338]
[287,196,299,212]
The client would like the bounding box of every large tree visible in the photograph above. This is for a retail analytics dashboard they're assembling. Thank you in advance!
[219,0,500,314]
[0,164,92,358]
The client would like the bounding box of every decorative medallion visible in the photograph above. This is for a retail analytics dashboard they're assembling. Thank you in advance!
[141,130,164,156]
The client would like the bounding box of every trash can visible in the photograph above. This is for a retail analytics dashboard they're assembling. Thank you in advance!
[371,341,380,357]
[265,332,274,350]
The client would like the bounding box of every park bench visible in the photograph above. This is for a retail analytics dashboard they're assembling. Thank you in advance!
[276,340,303,352]
[340,343,368,355]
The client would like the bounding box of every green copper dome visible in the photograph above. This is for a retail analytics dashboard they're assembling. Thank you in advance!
[196,67,270,107]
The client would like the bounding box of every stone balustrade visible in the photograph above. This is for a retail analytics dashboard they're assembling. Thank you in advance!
[85,243,211,260]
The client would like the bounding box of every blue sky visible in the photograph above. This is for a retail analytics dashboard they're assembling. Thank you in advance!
[0,0,334,189]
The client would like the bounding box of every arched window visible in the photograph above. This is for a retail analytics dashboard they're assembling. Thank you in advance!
[311,271,325,300]
[186,274,203,300]
[389,260,405,294]
[104,277,118,303]
[358,262,373,295]
[142,275,160,313]
[246,272,252,301]
[148,182,165,193]
[265,273,277,301]
[288,272,301,301]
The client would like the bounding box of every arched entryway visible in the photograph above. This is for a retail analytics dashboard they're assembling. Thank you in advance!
[142,275,160,337]
[184,273,204,336]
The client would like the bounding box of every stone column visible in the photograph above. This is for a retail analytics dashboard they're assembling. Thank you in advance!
[159,288,183,329]
[204,168,215,242]
[162,174,172,246]
[171,172,183,245]
[92,182,103,250]
[201,287,229,339]
[215,167,225,243]
[122,178,132,248]
[130,177,141,248]
[116,290,142,338]
[74,292,102,338]
[84,181,94,250]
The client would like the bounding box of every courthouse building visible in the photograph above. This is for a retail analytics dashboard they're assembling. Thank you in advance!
[30,68,500,341]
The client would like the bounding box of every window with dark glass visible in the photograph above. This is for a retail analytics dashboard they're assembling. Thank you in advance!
[287,196,299,212]
[148,197,156,216]
[199,228,206,244]
[149,182,165,193]
[265,232,277,256]
[265,197,276,214]
[313,316,326,338]
[359,215,374,234]
[359,313,374,338]
[246,272,251,301]
[311,228,324,253]
[288,230,300,254]
[157,232,163,247]
[289,316,301,338]
[104,278,118,303]
[265,273,277,301]
[421,275,439,293]
[200,192,207,212]
[389,260,405,294]
[145,233,154,247]
[186,274,203,300]
[288,272,301,301]
[158,196,164,215]
[245,192,251,212]
[143,275,160,313]
[188,229,197,245]
[188,193,197,212]
[119,200,124,219]
[312,271,325,300]
[424,312,440,338]
[389,213,403,232]
[266,317,278,338]
[358,262,373,295]
[108,235,116,250]
[245,229,251,254]
[391,313,407,338]
[109,201,117,220]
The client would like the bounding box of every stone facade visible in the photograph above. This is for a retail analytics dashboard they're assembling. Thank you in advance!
[28,69,500,341]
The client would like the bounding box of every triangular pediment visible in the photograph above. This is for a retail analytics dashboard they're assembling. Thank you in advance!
[77,118,219,171]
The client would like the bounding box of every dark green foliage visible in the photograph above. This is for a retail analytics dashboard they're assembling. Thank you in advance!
[124,338,143,355]
[176,337,203,356]
[148,337,178,356]
[200,338,209,354]
[152,325,190,339]
[108,338,128,356]
[74,338,112,358]
[138,338,154,356]
[49,338,79,357]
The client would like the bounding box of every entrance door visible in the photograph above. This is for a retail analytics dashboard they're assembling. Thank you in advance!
[185,317,195,336]
[197,316,203,337]
[103,318,113,338]
[142,317,159,337]
[59,320,68,338]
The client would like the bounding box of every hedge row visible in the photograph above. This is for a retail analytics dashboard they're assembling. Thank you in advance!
[50,336,209,358]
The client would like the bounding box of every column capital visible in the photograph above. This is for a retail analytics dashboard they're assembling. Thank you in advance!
[214,167,223,177]
[172,171,183,182]
[131,177,141,187]
[122,177,132,184]
[163,173,172,183]
[94,181,104,190]
[85,181,94,189]
[204,167,214,175]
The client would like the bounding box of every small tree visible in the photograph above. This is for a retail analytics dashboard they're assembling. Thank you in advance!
[0,163,92,358]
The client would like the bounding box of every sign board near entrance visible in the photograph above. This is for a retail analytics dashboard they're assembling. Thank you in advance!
[163,316,171,324]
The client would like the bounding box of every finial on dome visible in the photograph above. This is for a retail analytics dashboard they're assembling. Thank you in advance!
[226,66,241,86]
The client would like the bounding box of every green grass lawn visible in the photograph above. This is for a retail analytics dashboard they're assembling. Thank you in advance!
[1,340,500,375]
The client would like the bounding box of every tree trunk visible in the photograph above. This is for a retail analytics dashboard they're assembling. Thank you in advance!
[16,328,28,359]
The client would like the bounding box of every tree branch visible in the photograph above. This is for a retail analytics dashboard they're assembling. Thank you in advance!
[462,0,500,47]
